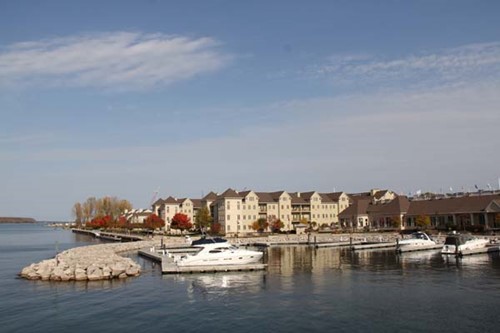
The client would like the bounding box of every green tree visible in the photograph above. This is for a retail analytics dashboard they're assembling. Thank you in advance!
[195,206,213,232]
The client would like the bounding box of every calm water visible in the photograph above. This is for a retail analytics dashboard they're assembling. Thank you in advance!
[1,223,499,333]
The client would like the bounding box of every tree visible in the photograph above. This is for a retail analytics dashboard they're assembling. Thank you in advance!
[195,206,213,232]
[210,222,222,235]
[73,196,133,228]
[391,216,402,229]
[271,219,284,233]
[144,214,165,231]
[416,215,431,230]
[171,213,193,232]
[251,218,269,232]
[72,202,83,227]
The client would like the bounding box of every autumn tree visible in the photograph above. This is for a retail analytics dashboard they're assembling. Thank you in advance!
[251,218,269,232]
[416,215,431,230]
[144,214,165,231]
[210,222,222,235]
[171,213,193,233]
[270,219,284,233]
[391,216,402,229]
[195,206,213,232]
[73,196,133,227]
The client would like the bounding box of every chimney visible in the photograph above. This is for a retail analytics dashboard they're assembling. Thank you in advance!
[297,192,301,197]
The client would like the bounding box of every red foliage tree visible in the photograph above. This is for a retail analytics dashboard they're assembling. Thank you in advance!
[86,215,113,229]
[171,213,193,232]
[270,219,284,232]
[144,214,165,230]
[210,222,222,235]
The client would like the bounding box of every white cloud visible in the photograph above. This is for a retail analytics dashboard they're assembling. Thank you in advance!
[309,42,500,87]
[0,31,232,90]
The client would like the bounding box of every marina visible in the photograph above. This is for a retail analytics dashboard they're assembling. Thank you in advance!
[4,223,500,333]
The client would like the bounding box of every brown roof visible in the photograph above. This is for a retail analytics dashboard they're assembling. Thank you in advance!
[202,191,218,201]
[367,196,410,215]
[324,192,345,202]
[319,193,334,203]
[407,194,500,215]
[218,188,241,199]
[191,199,202,208]
[152,198,165,206]
[289,192,307,204]
[164,196,178,204]
[373,190,389,200]
[339,199,371,217]
[255,192,274,203]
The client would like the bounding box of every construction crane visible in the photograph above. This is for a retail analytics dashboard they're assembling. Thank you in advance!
[149,187,160,207]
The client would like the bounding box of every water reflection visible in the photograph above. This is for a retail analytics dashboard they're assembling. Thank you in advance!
[164,271,266,298]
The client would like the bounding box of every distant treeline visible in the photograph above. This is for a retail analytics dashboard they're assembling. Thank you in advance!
[0,217,36,223]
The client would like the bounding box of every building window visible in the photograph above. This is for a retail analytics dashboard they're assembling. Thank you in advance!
[227,202,230,210]
[227,215,230,221]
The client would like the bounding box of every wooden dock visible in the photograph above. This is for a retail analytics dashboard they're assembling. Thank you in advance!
[396,244,443,253]
[138,248,267,274]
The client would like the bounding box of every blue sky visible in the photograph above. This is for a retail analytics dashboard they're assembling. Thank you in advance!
[1,0,500,220]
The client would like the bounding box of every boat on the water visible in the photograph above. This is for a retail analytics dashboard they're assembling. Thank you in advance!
[171,237,263,267]
[397,231,436,250]
[441,232,490,255]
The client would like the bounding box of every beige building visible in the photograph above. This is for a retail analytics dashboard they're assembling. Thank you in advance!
[155,188,352,235]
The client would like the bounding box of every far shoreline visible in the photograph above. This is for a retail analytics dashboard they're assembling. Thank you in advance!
[0,217,36,224]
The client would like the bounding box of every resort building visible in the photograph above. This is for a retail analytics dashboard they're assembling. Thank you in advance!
[151,187,499,234]
[404,193,500,231]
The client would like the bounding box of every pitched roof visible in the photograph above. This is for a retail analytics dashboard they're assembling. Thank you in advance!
[256,192,274,203]
[289,192,307,204]
[407,194,500,215]
[339,199,371,217]
[202,191,218,201]
[164,196,179,204]
[191,199,202,208]
[319,193,334,203]
[367,196,410,215]
[218,188,241,199]
[152,198,165,206]
[324,192,345,202]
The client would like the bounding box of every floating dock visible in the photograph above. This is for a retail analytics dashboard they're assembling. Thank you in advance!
[351,242,396,250]
[138,248,267,274]
[396,244,443,253]
[315,241,362,248]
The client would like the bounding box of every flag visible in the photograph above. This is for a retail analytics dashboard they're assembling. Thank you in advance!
[449,187,453,192]
[474,184,479,190]
[487,183,492,190]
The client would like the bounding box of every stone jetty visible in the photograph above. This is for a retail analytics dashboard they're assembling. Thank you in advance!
[20,240,155,281]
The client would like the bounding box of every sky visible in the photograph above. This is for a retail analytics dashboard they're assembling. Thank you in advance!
[1,0,500,221]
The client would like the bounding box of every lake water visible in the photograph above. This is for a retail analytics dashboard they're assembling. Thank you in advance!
[1,223,499,332]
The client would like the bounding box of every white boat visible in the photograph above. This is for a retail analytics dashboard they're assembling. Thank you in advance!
[397,232,436,248]
[441,232,490,255]
[172,237,263,267]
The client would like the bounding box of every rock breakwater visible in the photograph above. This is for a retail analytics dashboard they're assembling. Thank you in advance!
[20,241,154,281]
